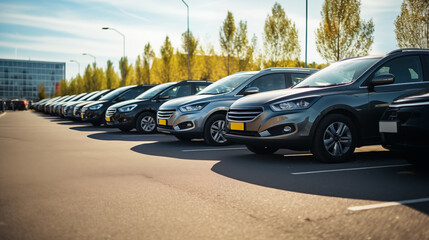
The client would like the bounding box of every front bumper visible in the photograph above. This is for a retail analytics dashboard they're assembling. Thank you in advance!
[105,110,136,128]
[225,108,316,151]
[157,109,205,139]
[82,109,104,123]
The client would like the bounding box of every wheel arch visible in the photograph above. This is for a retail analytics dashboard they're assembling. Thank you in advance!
[309,106,362,148]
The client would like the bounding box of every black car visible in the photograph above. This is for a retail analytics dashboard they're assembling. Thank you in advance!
[73,89,113,120]
[380,92,429,166]
[105,80,212,133]
[81,85,154,126]
[225,48,429,163]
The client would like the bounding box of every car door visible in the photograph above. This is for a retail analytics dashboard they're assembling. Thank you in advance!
[366,54,429,140]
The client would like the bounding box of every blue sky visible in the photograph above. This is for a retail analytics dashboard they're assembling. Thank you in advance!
[0,0,403,80]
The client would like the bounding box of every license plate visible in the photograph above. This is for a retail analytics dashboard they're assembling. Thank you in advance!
[81,113,84,119]
[158,119,166,125]
[379,121,397,133]
[105,117,111,122]
[230,122,244,131]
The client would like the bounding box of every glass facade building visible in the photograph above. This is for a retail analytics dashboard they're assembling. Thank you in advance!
[0,59,65,100]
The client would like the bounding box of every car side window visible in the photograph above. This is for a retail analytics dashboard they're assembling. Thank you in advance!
[116,88,146,101]
[290,73,309,86]
[160,84,192,99]
[247,73,286,92]
[195,83,210,93]
[374,56,423,84]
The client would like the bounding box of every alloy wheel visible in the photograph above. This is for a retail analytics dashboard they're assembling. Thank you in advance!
[140,115,156,132]
[210,120,227,144]
[323,121,352,157]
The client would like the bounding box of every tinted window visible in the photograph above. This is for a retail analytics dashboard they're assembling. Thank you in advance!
[116,87,149,101]
[136,82,176,100]
[195,82,211,93]
[99,86,135,101]
[159,84,192,99]
[374,56,423,84]
[290,73,309,86]
[246,73,286,92]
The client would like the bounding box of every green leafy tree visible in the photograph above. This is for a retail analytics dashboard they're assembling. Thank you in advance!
[263,2,300,67]
[395,0,429,48]
[181,31,199,80]
[135,55,144,85]
[316,0,374,62]
[143,43,155,85]
[38,83,46,100]
[119,57,136,86]
[106,60,120,89]
[220,11,236,75]
[159,36,174,83]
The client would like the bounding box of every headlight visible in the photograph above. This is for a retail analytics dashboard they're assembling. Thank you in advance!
[89,104,103,110]
[270,97,318,112]
[179,103,209,112]
[118,104,137,113]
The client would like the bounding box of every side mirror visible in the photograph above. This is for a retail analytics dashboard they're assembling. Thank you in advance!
[243,87,260,96]
[158,95,170,101]
[371,74,395,86]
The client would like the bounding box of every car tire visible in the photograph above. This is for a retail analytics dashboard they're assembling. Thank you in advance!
[136,112,157,134]
[204,114,228,146]
[119,126,133,132]
[311,114,357,163]
[246,145,279,154]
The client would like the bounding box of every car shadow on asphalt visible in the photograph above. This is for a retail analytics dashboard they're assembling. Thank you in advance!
[131,141,429,214]
[86,131,178,142]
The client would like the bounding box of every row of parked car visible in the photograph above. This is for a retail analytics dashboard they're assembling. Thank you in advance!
[33,48,429,166]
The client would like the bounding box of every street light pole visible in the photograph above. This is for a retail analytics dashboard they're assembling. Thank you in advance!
[82,53,96,65]
[181,0,190,80]
[70,60,80,76]
[102,27,126,85]
[305,0,308,68]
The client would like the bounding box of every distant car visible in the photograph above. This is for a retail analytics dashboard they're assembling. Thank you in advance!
[73,89,113,120]
[63,91,101,118]
[157,68,317,145]
[12,100,28,110]
[106,80,212,133]
[380,92,429,166]
[225,48,429,163]
[81,85,154,126]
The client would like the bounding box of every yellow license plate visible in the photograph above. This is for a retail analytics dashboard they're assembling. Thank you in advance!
[230,122,244,131]
[158,119,166,125]
[81,113,84,119]
[105,117,110,122]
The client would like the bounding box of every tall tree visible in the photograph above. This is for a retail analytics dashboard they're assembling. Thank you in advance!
[219,11,236,75]
[159,36,174,83]
[119,57,136,86]
[38,83,46,100]
[316,0,374,62]
[106,60,120,89]
[181,31,199,80]
[135,55,144,85]
[263,2,300,67]
[143,43,155,85]
[395,0,429,48]
[83,64,94,92]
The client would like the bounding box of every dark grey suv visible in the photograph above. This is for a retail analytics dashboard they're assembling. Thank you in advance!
[226,49,429,163]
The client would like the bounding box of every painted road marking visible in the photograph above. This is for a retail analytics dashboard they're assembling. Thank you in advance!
[182,147,247,152]
[348,197,429,211]
[291,164,412,175]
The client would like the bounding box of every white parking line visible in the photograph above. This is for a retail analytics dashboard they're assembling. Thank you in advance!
[291,164,412,175]
[182,147,247,152]
[348,197,429,211]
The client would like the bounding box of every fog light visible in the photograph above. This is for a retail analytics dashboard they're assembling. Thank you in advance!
[283,126,293,133]
[178,121,194,129]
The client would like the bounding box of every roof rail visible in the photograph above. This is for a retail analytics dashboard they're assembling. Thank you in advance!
[261,67,316,72]
[387,48,429,55]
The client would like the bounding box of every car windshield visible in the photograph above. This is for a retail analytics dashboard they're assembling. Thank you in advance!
[294,57,380,88]
[99,86,135,101]
[136,82,176,100]
[87,89,110,101]
[197,73,254,95]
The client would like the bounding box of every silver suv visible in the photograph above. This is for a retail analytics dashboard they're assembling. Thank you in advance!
[157,68,317,145]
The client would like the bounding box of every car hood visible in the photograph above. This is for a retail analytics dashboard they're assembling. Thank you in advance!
[159,94,235,110]
[231,87,322,107]
[84,100,108,108]
[108,99,148,109]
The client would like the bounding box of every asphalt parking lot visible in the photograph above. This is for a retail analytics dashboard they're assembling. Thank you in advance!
[0,111,428,239]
